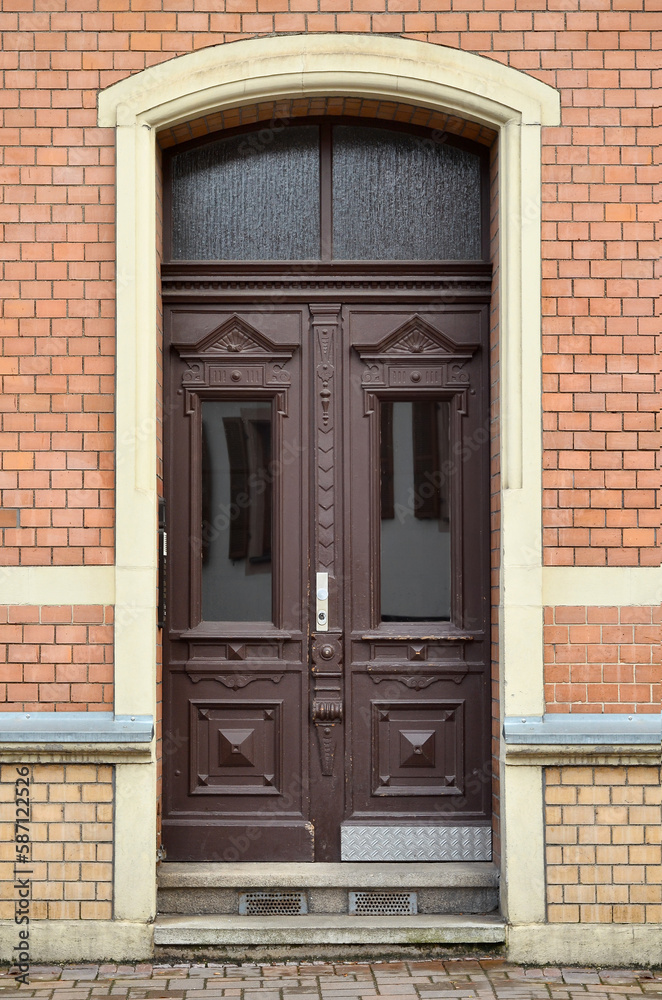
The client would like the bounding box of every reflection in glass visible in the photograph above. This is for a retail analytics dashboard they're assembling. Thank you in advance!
[201,401,272,622]
[332,126,482,260]
[171,126,320,260]
[380,401,451,621]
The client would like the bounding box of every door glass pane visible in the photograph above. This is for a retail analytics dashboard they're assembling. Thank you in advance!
[332,126,482,260]
[201,400,272,622]
[380,400,451,621]
[171,126,320,260]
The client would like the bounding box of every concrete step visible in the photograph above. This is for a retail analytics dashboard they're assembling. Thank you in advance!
[157,862,499,915]
[154,913,507,947]
[158,861,499,888]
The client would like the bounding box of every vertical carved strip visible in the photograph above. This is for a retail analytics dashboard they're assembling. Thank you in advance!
[309,305,343,778]
[311,634,343,777]
[310,304,342,578]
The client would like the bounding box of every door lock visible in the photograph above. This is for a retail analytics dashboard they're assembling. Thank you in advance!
[316,571,329,631]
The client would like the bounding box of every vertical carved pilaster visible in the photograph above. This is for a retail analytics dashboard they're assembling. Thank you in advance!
[309,305,343,777]
[310,634,343,777]
[310,304,342,577]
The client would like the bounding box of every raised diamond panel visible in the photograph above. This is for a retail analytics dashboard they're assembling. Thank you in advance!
[373,700,463,796]
[190,700,281,795]
[400,729,436,768]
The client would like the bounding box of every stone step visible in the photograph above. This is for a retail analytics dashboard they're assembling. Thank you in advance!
[157,862,499,915]
[158,861,499,888]
[154,913,507,947]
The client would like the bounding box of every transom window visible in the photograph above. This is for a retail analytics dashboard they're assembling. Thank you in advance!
[166,121,487,262]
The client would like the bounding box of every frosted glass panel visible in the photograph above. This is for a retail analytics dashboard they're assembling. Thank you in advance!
[380,401,451,621]
[171,127,320,260]
[201,400,272,622]
[333,127,482,260]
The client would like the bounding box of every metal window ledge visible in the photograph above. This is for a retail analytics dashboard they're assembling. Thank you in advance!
[503,713,661,765]
[0,712,154,763]
[504,713,661,745]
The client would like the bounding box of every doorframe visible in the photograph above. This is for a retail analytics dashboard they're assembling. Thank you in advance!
[98,33,560,926]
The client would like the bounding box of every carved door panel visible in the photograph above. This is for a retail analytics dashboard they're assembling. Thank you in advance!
[164,306,313,861]
[339,304,492,862]
[163,299,491,863]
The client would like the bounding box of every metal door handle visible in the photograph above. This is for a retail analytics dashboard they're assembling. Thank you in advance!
[316,571,329,631]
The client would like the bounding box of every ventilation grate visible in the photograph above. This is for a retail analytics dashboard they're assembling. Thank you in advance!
[349,891,418,915]
[238,891,308,915]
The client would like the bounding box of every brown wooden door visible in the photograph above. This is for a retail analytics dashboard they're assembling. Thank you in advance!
[163,292,491,863]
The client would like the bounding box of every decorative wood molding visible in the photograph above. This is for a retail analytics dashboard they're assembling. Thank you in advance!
[175,315,297,413]
[368,672,465,689]
[161,262,493,303]
[311,304,342,576]
[311,633,343,777]
[357,315,479,359]
[355,314,479,416]
[184,666,285,689]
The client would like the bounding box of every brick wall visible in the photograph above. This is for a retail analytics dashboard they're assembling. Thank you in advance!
[0,1,658,572]
[545,765,662,923]
[0,764,113,920]
[544,606,661,713]
[0,606,113,712]
[0,0,659,904]
[0,60,115,568]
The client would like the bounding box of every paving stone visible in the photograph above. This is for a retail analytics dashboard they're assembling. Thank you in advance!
[0,961,660,1000]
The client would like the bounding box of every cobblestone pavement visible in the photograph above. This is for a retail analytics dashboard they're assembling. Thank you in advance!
[1,961,662,1000]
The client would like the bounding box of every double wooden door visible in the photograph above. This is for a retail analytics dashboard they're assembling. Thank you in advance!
[163,293,491,863]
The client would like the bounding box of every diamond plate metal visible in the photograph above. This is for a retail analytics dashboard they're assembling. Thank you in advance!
[341,825,492,862]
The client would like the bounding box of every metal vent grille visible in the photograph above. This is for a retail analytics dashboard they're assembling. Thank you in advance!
[349,891,418,915]
[238,891,308,915]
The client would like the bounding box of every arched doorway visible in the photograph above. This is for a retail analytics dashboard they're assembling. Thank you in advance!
[161,117,492,862]
[98,34,559,923]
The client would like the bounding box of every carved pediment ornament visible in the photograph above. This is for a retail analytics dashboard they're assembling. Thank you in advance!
[354,315,478,362]
[175,316,298,409]
[175,314,298,361]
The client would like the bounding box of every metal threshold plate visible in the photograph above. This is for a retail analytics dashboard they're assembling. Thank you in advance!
[341,825,492,862]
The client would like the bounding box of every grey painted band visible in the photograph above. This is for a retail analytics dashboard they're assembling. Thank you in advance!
[504,713,662,745]
[0,712,154,743]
